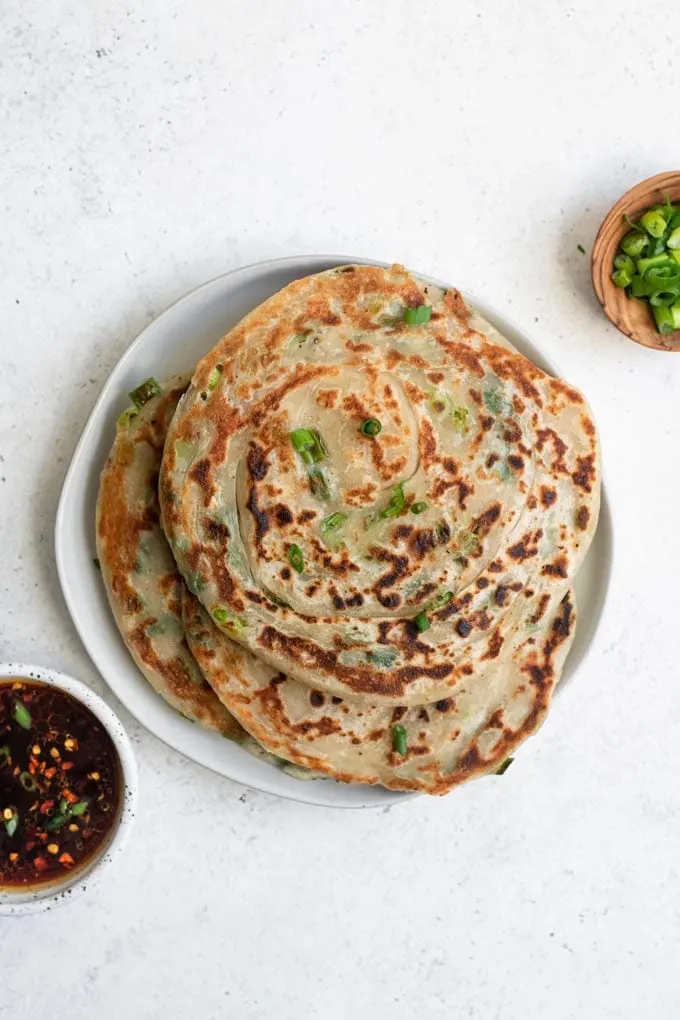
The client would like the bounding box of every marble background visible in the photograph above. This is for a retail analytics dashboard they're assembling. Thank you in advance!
[1,1,679,1017]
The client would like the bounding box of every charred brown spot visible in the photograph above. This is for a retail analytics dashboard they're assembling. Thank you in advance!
[481,629,504,660]
[530,593,551,624]
[204,517,230,542]
[274,504,294,526]
[507,455,524,472]
[189,458,215,507]
[572,454,596,493]
[456,619,472,637]
[495,585,508,606]
[393,524,414,541]
[298,509,317,524]
[476,577,489,589]
[508,531,541,562]
[540,485,557,508]
[480,415,494,431]
[391,706,407,722]
[541,556,568,579]
[486,453,500,469]
[246,487,269,542]
[503,420,522,443]
[345,593,364,608]
[309,690,324,707]
[470,502,502,538]
[280,566,291,580]
[248,444,270,481]
[457,479,473,509]
[576,506,590,531]
[435,699,451,712]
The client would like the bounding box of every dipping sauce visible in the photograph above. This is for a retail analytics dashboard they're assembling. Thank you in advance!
[0,679,121,888]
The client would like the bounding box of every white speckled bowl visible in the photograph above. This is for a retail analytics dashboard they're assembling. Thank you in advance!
[0,663,137,916]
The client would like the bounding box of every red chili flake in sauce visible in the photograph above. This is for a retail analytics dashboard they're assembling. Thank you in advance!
[0,680,121,888]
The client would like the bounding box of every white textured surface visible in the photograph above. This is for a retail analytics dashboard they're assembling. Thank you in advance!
[0,1,678,1017]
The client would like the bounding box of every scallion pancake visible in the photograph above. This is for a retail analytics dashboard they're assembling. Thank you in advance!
[160,265,600,706]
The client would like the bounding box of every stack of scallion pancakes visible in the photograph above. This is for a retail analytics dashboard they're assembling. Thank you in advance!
[96,264,600,795]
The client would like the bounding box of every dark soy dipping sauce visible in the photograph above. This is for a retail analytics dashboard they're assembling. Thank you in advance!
[0,679,121,888]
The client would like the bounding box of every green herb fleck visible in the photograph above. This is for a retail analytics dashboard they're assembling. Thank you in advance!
[360,418,382,437]
[483,387,507,414]
[451,406,470,433]
[288,543,304,573]
[208,364,223,391]
[309,468,331,500]
[367,649,397,669]
[93,557,101,570]
[290,428,327,465]
[12,700,32,730]
[320,512,349,534]
[392,724,408,756]
[403,305,432,325]
[495,757,514,775]
[413,612,430,633]
[577,244,586,255]
[185,572,206,595]
[116,407,139,427]
[213,607,246,632]
[46,813,68,832]
[380,482,405,519]
[19,771,37,792]
[262,589,291,609]
[410,501,428,515]
[4,810,18,838]
[129,377,161,408]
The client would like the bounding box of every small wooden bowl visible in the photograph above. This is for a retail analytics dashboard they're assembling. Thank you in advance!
[592,171,680,352]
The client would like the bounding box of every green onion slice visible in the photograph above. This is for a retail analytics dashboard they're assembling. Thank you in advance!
[392,724,408,756]
[413,612,430,633]
[288,543,304,573]
[360,418,382,437]
[620,231,648,257]
[19,771,37,791]
[12,700,32,730]
[380,482,405,519]
[46,813,67,832]
[427,590,453,612]
[129,377,161,408]
[290,428,327,464]
[116,407,139,427]
[495,757,514,775]
[320,512,348,534]
[70,801,89,817]
[213,608,246,632]
[4,810,18,838]
[410,501,427,515]
[640,209,668,238]
[208,364,223,390]
[0,745,10,768]
[309,469,330,500]
[403,305,432,325]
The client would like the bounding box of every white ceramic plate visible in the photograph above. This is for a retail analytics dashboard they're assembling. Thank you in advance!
[56,256,613,808]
